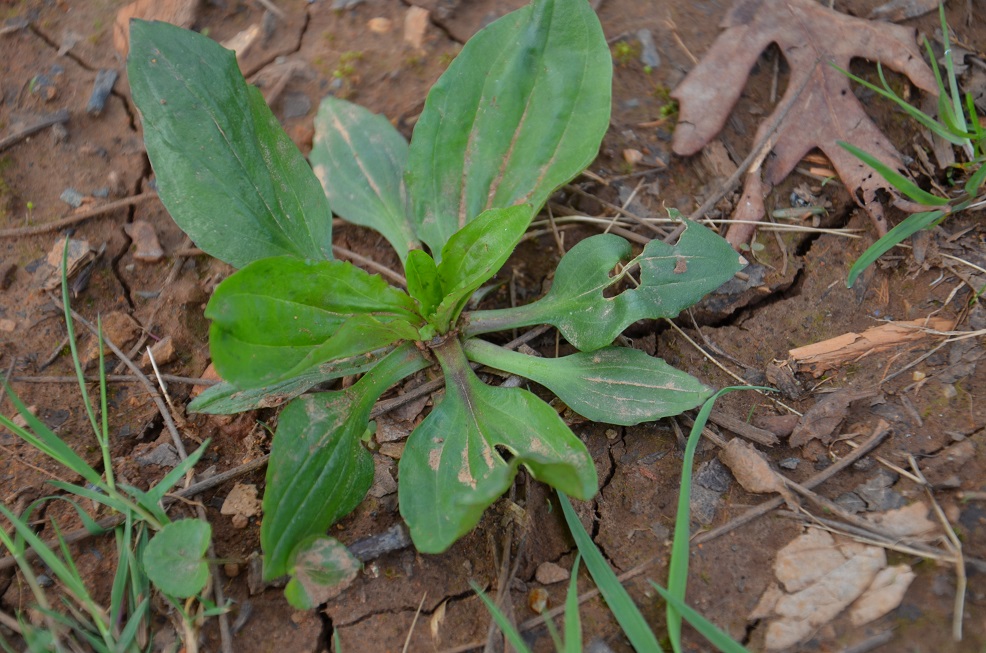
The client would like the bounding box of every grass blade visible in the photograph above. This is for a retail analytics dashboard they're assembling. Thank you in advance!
[846,210,943,287]
[558,492,662,652]
[650,583,749,653]
[470,581,533,653]
[666,387,768,652]
[563,553,583,653]
[837,142,949,206]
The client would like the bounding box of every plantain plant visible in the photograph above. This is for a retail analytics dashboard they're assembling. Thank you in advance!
[128,0,743,608]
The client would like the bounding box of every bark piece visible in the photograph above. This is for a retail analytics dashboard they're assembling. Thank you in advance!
[789,318,955,377]
[671,0,937,245]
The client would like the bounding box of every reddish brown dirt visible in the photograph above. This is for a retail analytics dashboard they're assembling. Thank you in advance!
[1,1,984,652]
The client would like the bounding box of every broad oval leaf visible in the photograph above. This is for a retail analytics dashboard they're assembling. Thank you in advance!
[464,339,711,425]
[143,519,211,598]
[405,0,611,254]
[262,344,429,579]
[466,221,745,351]
[310,97,419,261]
[399,338,596,553]
[187,347,393,414]
[128,21,333,268]
[206,256,421,387]
[284,536,361,610]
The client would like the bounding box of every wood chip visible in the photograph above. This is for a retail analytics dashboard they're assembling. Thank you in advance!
[788,317,956,377]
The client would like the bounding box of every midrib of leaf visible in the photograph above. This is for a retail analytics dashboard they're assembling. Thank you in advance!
[154,50,312,257]
[163,56,281,231]
[511,9,593,209]
[327,109,389,208]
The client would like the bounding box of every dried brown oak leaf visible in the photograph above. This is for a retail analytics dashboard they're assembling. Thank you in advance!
[671,0,938,246]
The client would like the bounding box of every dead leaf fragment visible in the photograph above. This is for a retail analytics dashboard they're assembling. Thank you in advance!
[758,527,887,650]
[671,0,937,246]
[718,439,786,495]
[849,564,915,626]
[789,388,879,448]
[862,501,937,540]
[221,483,262,520]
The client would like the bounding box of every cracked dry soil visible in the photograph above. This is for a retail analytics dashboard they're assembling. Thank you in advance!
[1,0,985,651]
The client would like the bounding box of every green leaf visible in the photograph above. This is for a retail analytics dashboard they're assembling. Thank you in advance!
[310,96,419,261]
[467,221,744,351]
[464,339,711,425]
[399,338,596,553]
[433,205,533,330]
[838,142,950,206]
[650,583,750,653]
[846,210,943,287]
[128,20,333,268]
[404,249,443,317]
[143,519,211,598]
[206,256,421,387]
[558,493,662,653]
[405,0,611,254]
[262,343,429,578]
[188,347,393,414]
[284,536,361,610]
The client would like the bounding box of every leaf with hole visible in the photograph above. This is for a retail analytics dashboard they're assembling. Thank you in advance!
[467,220,744,351]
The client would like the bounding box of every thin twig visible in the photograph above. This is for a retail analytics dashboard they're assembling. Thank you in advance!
[47,293,189,460]
[12,373,218,386]
[333,245,406,287]
[0,193,158,238]
[401,593,428,653]
[692,421,891,545]
[0,109,69,153]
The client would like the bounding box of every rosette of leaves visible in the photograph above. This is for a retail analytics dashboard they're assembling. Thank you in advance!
[129,0,743,607]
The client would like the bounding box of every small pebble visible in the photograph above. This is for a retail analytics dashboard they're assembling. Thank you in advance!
[37,574,54,588]
[368,17,392,33]
[0,262,16,290]
[59,188,84,208]
[124,219,165,263]
[605,429,619,440]
[535,561,570,585]
[779,457,800,470]
[232,514,249,529]
[281,92,311,119]
[0,318,15,332]
[528,587,549,614]
[636,28,660,68]
[224,562,241,578]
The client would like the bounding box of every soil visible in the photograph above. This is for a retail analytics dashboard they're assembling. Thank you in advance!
[0,0,984,652]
